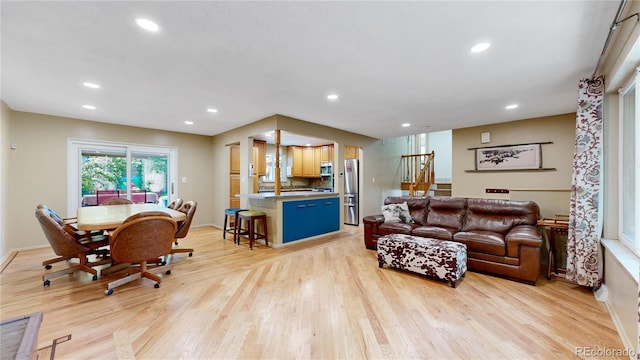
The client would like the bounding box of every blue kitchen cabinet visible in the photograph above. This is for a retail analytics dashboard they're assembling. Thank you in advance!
[283,200,307,243]
[283,197,339,243]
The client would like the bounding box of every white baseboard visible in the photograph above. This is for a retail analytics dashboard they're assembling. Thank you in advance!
[603,295,637,360]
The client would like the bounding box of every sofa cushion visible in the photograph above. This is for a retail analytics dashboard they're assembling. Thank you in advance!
[412,226,456,241]
[453,230,506,256]
[384,197,428,225]
[381,202,413,223]
[426,197,466,230]
[462,198,539,234]
[378,222,413,236]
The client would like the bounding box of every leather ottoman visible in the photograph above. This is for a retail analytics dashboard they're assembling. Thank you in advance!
[377,233,467,288]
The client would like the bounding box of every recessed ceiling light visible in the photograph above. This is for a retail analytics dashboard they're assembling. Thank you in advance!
[207,108,218,113]
[327,94,339,101]
[470,42,491,53]
[82,105,96,110]
[83,82,100,89]
[402,123,411,127]
[306,143,312,147]
[265,132,273,137]
[184,121,194,125]
[505,104,519,110]
[136,18,160,32]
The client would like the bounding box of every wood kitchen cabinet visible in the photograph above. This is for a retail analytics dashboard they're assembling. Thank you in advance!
[230,144,240,174]
[302,147,315,177]
[313,147,321,177]
[289,145,324,178]
[288,146,303,177]
[229,144,240,208]
[345,145,358,160]
[320,145,333,163]
[230,175,240,209]
[253,140,266,176]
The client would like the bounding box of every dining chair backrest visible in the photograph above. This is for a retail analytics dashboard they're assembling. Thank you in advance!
[96,190,121,205]
[36,204,82,238]
[131,189,148,204]
[109,216,177,264]
[175,201,197,239]
[100,198,133,206]
[167,198,183,210]
[35,208,89,257]
[123,211,171,223]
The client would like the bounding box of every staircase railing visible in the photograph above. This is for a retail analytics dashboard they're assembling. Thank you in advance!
[400,151,435,197]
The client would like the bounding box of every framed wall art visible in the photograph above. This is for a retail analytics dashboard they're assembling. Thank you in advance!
[475,143,542,171]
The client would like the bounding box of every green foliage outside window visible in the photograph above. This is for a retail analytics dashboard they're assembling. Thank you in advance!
[81,155,167,195]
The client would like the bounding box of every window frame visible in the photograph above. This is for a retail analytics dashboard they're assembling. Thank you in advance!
[67,139,178,216]
[617,68,640,256]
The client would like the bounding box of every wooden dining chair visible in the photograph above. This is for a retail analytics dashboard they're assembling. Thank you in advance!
[105,214,177,295]
[166,198,183,210]
[35,208,111,286]
[170,201,197,258]
[37,204,108,270]
[100,197,133,205]
[96,190,120,205]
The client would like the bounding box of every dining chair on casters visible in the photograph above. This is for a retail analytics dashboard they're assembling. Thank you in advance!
[105,214,177,295]
[167,198,183,210]
[36,204,105,244]
[100,198,133,205]
[171,201,197,258]
[35,208,111,286]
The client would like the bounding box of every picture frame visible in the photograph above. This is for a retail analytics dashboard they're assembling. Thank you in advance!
[475,143,541,171]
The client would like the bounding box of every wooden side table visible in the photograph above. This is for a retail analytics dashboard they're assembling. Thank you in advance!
[538,216,569,279]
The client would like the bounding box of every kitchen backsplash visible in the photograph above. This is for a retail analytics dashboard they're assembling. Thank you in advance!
[258,176,333,192]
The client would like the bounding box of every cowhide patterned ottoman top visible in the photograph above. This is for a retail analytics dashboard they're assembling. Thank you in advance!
[377,233,467,288]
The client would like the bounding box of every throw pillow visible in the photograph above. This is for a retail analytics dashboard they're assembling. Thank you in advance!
[381,204,401,223]
[381,202,413,224]
[397,202,413,224]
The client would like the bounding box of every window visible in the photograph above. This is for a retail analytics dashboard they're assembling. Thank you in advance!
[618,69,639,255]
[264,154,285,182]
[67,139,177,213]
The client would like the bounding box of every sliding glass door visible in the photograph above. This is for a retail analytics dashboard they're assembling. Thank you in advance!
[68,139,177,213]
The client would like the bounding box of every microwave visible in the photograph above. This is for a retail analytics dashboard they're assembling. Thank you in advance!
[320,162,333,176]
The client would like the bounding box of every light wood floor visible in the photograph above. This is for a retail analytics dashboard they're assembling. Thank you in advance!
[1,226,626,359]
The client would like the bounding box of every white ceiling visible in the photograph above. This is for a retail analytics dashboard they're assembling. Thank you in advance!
[1,1,619,142]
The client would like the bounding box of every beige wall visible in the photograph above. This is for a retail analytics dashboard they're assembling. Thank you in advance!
[3,109,214,254]
[452,113,575,203]
[361,136,408,217]
[1,102,11,258]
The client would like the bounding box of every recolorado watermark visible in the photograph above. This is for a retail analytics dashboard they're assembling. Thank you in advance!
[575,346,636,357]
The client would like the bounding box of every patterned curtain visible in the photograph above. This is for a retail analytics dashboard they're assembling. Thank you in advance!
[565,76,604,288]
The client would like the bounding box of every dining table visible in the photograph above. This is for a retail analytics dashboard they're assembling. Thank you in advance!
[76,203,186,231]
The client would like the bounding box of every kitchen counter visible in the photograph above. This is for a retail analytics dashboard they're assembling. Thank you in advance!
[238,191,338,199]
[235,192,340,247]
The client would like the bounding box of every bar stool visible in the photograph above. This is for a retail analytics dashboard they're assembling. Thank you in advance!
[223,208,247,240]
[234,211,269,250]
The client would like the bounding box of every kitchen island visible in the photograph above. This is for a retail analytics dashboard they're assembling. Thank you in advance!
[237,191,340,247]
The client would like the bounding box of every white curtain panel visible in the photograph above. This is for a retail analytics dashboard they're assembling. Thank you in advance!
[566,76,604,288]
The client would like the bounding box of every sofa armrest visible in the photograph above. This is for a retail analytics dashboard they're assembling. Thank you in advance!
[363,214,385,226]
[363,215,385,250]
[506,225,542,258]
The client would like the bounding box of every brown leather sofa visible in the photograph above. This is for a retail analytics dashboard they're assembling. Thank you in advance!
[363,196,542,285]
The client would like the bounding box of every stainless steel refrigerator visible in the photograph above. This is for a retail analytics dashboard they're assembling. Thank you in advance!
[344,159,359,225]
